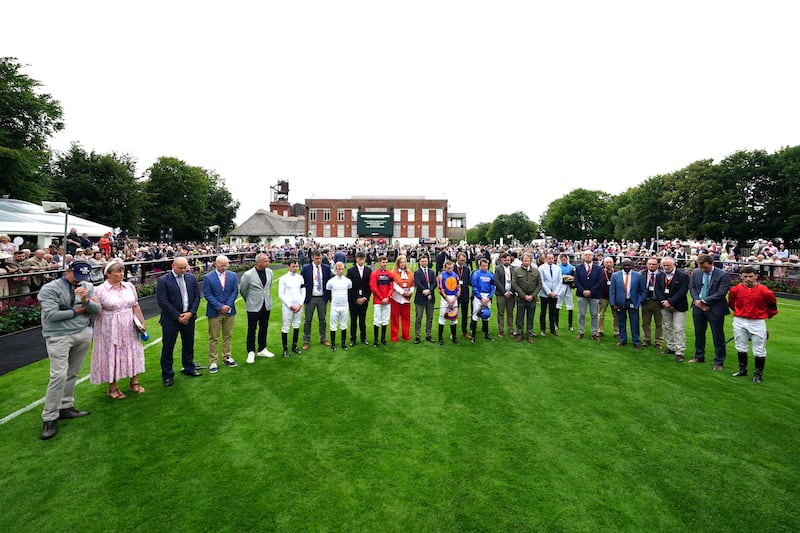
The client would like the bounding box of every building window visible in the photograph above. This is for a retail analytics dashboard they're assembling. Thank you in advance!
[408,210,415,222]
[436,225,444,238]
[436,209,443,222]
[351,209,358,222]
[422,209,429,222]
[407,225,415,238]
[323,209,331,222]
[323,225,330,238]
[394,208,402,221]
[421,225,429,238]
[309,223,316,236]
[338,224,344,237]
[351,225,357,238]
[394,223,401,237]
[309,210,317,222]
[338,210,345,222]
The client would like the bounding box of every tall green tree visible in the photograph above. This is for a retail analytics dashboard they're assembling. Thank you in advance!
[770,145,800,240]
[0,57,64,202]
[205,171,240,237]
[486,211,538,244]
[142,157,239,241]
[540,188,611,240]
[466,222,491,244]
[51,143,143,232]
[609,175,667,241]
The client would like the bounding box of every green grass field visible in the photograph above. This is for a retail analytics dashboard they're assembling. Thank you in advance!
[1,270,799,532]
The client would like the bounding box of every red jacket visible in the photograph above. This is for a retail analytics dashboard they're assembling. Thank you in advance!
[728,283,778,320]
[369,268,394,303]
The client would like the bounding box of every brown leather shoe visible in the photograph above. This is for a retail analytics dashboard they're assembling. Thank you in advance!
[515,336,522,343]
[713,364,724,371]
[302,343,310,350]
[592,335,600,342]
[655,344,663,350]
[527,337,533,344]
[616,341,626,346]
[676,355,685,362]
[576,333,584,339]
[687,358,705,363]
[320,340,331,347]
[634,344,642,350]
[463,333,472,340]
[498,332,504,337]
[642,341,651,347]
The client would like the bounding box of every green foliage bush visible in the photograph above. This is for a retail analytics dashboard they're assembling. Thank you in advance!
[0,298,42,335]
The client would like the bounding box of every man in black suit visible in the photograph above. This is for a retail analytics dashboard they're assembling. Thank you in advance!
[300,250,332,350]
[454,251,472,339]
[157,257,202,386]
[654,257,690,362]
[688,253,730,370]
[413,255,436,343]
[347,251,372,346]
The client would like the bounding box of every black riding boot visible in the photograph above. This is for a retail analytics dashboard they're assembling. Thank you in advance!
[731,352,748,377]
[753,357,765,383]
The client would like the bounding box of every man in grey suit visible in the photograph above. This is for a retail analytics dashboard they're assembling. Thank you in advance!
[239,253,274,363]
[688,253,731,370]
[494,252,516,337]
[538,253,560,336]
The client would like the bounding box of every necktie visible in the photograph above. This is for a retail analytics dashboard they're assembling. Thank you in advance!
[550,265,553,279]
[220,271,226,290]
[424,268,429,286]
[624,272,629,298]
[316,265,322,292]
[177,275,188,311]
[700,272,709,299]
[650,272,655,287]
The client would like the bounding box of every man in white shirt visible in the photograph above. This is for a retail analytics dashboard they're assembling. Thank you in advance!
[326,262,352,352]
[279,259,306,358]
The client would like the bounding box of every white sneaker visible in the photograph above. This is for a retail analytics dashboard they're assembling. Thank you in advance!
[246,351,256,364]
[258,349,275,358]
[209,363,218,374]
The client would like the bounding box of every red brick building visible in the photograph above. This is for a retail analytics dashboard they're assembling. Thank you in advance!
[304,196,448,242]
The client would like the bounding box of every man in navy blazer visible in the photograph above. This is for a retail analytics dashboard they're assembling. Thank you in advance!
[157,257,201,386]
[413,255,436,343]
[204,255,239,373]
[654,257,690,362]
[688,253,731,369]
[574,250,604,341]
[609,258,648,348]
[300,250,332,349]
[347,251,372,346]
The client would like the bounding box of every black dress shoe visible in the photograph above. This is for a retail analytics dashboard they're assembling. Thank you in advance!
[362,340,370,345]
[414,338,420,344]
[349,341,356,347]
[426,336,435,343]
[283,349,290,358]
[662,349,676,355]
[341,344,348,351]
[292,347,303,355]
[182,369,202,377]
[438,339,444,345]
[58,407,90,419]
[40,420,58,440]
[331,345,337,352]
[163,377,174,387]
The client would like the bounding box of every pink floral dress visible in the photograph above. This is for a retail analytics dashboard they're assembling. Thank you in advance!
[90,280,145,383]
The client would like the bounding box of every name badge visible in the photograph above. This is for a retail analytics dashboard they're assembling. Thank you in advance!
[358,289,363,295]
[628,303,635,309]
[458,280,463,285]
[649,286,655,291]
[607,281,611,286]
[664,289,670,295]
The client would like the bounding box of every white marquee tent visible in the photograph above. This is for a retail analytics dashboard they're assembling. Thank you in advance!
[0,197,113,250]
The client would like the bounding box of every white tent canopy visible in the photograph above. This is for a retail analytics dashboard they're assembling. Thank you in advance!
[0,197,114,249]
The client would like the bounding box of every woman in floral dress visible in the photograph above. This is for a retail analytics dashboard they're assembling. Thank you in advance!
[90,261,147,398]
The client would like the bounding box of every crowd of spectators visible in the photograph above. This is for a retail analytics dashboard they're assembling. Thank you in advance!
[1,231,798,310]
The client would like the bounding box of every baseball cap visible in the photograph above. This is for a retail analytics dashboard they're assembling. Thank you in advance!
[70,261,92,281]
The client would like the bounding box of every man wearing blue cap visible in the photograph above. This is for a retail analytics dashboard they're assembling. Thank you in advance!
[38,260,100,440]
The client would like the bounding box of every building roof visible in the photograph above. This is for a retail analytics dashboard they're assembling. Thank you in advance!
[230,209,305,237]
[0,198,113,238]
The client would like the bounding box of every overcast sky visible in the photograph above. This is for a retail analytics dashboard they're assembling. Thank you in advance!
[4,1,799,228]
